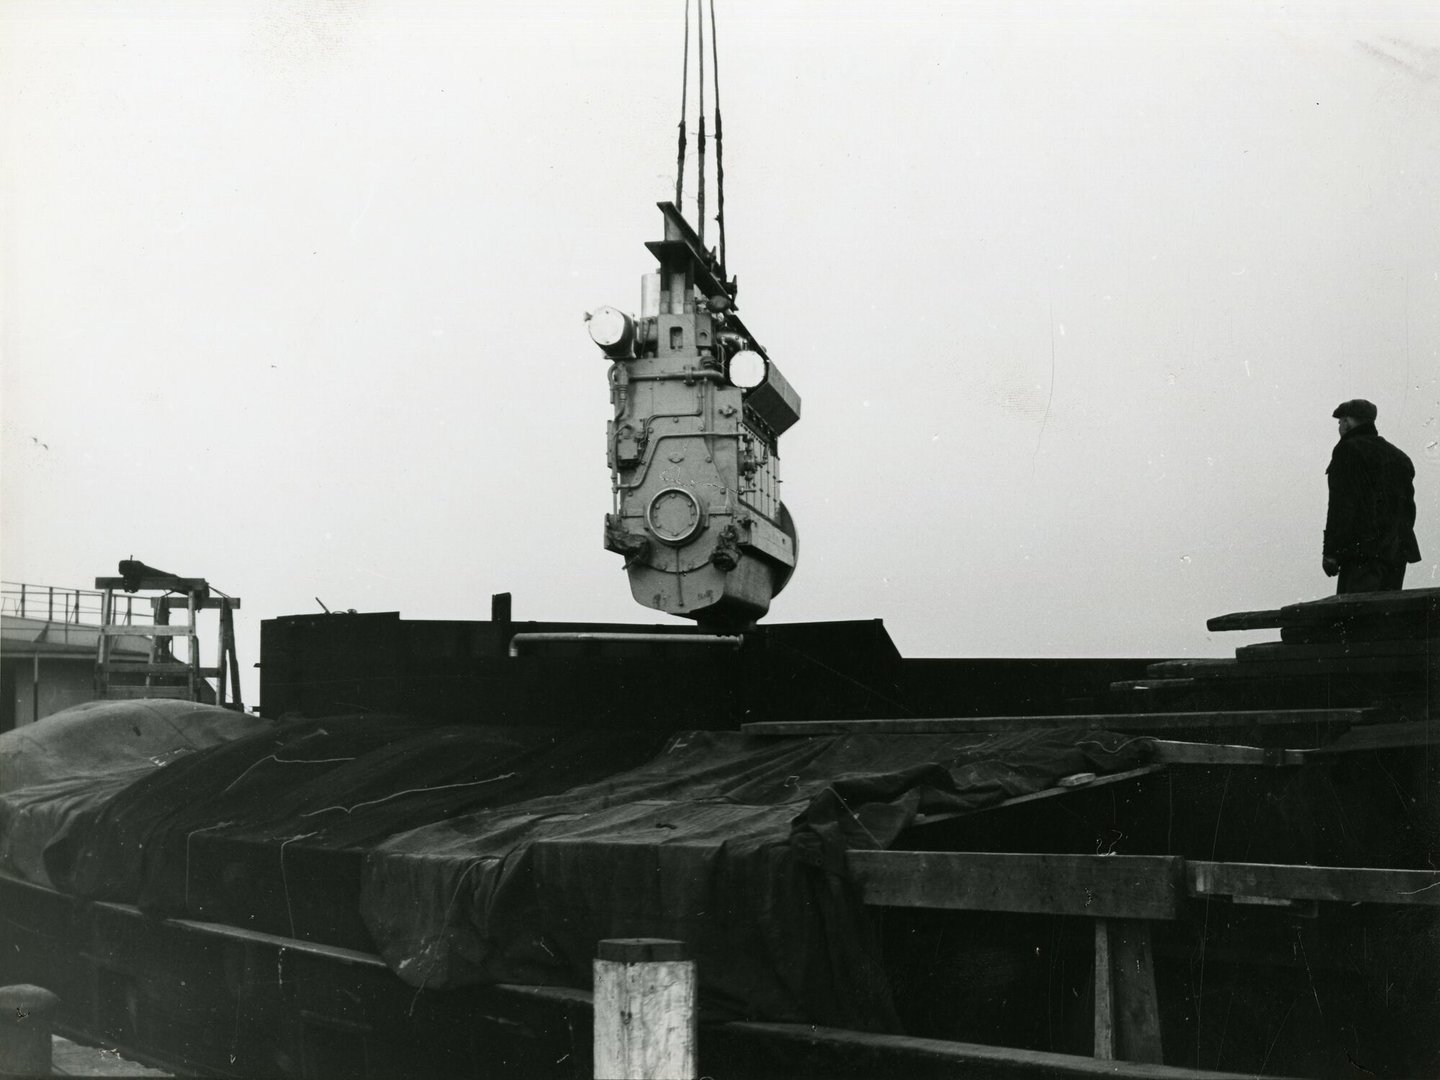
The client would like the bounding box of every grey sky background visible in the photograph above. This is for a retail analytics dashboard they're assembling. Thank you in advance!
[3,0,1438,706]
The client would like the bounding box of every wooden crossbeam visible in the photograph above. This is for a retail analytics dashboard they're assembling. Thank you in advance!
[1149,740,1304,766]
[1208,588,1440,632]
[94,576,210,592]
[850,852,1440,914]
[740,708,1380,737]
[1236,639,1433,662]
[101,663,221,677]
[720,1021,1264,1079]
[1188,861,1440,906]
[847,852,1185,921]
[1305,721,1438,755]
[1147,655,1430,680]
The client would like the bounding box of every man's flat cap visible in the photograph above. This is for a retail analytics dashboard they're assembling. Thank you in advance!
[1332,398,1377,422]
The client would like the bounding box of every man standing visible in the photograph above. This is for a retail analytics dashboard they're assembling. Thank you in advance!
[1322,399,1421,593]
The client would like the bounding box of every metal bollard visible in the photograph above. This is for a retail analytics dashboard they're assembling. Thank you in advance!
[593,939,696,1080]
[0,985,59,1078]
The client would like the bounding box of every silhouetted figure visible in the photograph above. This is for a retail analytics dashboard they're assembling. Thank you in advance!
[1322,399,1420,593]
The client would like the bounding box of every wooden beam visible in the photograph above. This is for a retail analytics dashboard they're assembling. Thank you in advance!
[1236,639,1433,662]
[1206,609,1287,631]
[1187,861,1440,906]
[741,708,1380,736]
[1281,618,1431,644]
[1208,588,1440,632]
[102,663,219,677]
[94,576,210,592]
[1113,921,1162,1063]
[1149,740,1304,767]
[848,852,1184,921]
[1306,721,1438,755]
[95,592,239,611]
[1147,655,1431,680]
[720,1022,1267,1079]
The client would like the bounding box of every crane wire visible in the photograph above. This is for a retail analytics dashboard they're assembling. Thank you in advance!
[696,0,707,246]
[675,0,690,210]
[710,0,726,278]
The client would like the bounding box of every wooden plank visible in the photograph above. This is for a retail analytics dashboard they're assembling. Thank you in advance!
[1149,740,1304,767]
[1206,609,1287,631]
[1110,920,1163,1064]
[1307,721,1438,755]
[1236,639,1433,662]
[1148,655,1430,680]
[1281,618,1432,644]
[741,708,1380,737]
[94,576,210,592]
[1187,861,1440,906]
[1092,920,1114,1060]
[103,594,238,611]
[1209,589,1440,632]
[721,1022,1269,1079]
[847,852,1184,921]
[103,663,220,677]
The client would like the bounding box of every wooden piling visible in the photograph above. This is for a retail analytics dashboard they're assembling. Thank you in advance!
[0,984,59,1077]
[593,938,696,1080]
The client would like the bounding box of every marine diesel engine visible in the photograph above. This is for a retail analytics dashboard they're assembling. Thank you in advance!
[589,202,799,629]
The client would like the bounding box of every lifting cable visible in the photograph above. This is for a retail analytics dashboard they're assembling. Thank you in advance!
[697,0,707,247]
[675,0,690,210]
[710,0,726,278]
[672,0,729,278]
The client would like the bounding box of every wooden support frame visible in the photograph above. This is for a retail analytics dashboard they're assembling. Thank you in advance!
[850,850,1440,1069]
[740,708,1382,737]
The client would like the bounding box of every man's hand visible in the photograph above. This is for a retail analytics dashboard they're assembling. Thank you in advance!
[1322,555,1340,577]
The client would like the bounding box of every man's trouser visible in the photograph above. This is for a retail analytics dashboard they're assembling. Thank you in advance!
[1336,558,1406,594]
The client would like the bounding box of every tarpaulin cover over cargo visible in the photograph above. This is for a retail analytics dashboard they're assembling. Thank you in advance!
[0,701,1153,1030]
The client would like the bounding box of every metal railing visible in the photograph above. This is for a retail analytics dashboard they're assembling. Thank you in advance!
[1,581,151,626]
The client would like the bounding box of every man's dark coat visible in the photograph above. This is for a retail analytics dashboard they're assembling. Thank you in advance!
[1323,421,1421,566]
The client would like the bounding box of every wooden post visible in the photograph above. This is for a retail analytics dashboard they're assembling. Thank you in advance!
[223,601,243,709]
[0,984,59,1076]
[186,590,199,701]
[216,599,229,706]
[96,588,112,698]
[1093,919,1115,1059]
[593,938,696,1080]
[1093,918,1163,1064]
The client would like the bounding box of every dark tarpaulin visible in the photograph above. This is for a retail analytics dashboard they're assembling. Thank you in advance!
[41,716,669,940]
[361,727,1153,1031]
[0,700,266,888]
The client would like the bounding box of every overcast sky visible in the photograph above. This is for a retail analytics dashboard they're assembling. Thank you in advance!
[3,0,1437,705]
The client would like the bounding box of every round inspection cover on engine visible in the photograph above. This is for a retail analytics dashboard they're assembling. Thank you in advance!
[646,488,703,544]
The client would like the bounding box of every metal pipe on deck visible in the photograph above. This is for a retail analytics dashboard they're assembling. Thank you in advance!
[508,632,742,658]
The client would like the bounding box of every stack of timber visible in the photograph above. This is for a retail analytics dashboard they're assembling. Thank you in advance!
[1110,587,1438,717]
